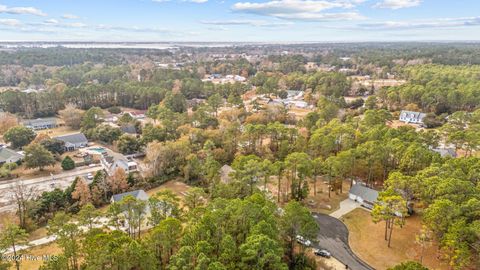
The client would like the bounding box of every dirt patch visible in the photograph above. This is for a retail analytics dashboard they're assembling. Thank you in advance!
[146,180,191,198]
[342,208,448,270]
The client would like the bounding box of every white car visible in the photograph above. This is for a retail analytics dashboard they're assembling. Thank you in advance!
[86,173,94,180]
[296,235,312,247]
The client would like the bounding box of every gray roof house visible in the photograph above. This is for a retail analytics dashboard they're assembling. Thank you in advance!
[120,124,137,134]
[54,133,88,151]
[111,189,149,203]
[349,183,379,210]
[22,117,58,130]
[431,147,457,158]
[0,147,23,164]
[399,110,427,125]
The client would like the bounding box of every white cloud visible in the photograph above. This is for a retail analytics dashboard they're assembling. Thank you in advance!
[374,0,421,10]
[201,19,293,27]
[232,0,366,21]
[0,18,21,27]
[62,14,79,19]
[358,17,480,30]
[44,19,59,25]
[0,5,47,16]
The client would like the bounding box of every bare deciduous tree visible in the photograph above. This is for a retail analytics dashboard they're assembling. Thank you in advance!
[8,181,37,229]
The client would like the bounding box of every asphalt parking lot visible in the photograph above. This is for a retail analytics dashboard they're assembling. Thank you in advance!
[312,213,374,270]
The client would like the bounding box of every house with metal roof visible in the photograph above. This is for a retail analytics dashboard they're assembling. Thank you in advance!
[22,117,58,130]
[54,133,88,151]
[0,147,23,165]
[399,110,427,125]
[348,182,379,210]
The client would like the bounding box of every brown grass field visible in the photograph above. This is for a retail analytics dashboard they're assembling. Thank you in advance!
[342,208,449,270]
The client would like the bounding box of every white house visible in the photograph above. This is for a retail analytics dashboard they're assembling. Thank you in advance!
[101,151,138,176]
[399,110,426,125]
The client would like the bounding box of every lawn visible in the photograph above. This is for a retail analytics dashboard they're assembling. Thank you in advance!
[342,208,449,270]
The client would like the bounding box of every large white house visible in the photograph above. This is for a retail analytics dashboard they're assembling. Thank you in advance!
[399,110,426,124]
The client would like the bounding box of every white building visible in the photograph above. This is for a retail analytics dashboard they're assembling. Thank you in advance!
[399,110,426,124]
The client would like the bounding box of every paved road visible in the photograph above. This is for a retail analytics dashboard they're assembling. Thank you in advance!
[313,213,373,270]
[0,166,102,213]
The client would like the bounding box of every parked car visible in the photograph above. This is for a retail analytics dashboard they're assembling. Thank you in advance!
[314,249,331,258]
[296,235,312,247]
[86,173,93,180]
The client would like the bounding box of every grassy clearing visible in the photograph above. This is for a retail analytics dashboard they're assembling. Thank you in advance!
[342,208,448,270]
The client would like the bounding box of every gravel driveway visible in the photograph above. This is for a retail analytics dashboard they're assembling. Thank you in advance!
[312,213,374,270]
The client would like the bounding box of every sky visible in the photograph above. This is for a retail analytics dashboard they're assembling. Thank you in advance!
[0,0,479,42]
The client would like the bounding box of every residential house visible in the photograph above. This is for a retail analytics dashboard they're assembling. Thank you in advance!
[348,182,379,210]
[0,147,23,165]
[431,147,457,158]
[101,150,138,176]
[110,189,149,204]
[124,111,146,120]
[120,124,137,135]
[399,110,426,125]
[54,133,88,151]
[110,189,151,230]
[286,90,304,100]
[22,117,58,130]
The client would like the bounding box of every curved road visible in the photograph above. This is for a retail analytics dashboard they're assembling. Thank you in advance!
[312,213,374,270]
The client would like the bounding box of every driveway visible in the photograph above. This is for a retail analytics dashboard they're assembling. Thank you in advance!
[330,199,361,219]
[312,213,373,270]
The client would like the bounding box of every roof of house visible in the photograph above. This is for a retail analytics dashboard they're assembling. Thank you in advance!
[399,110,427,119]
[349,183,379,203]
[22,117,57,126]
[111,190,149,202]
[54,133,88,144]
[120,124,137,134]
[431,147,457,158]
[0,147,23,162]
